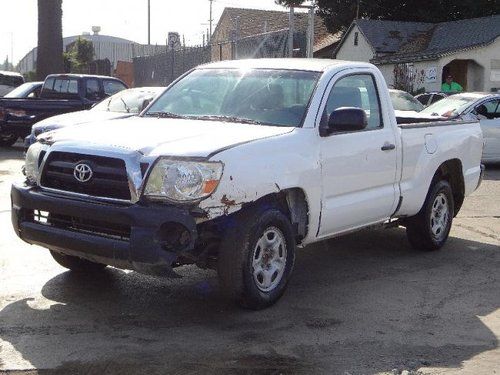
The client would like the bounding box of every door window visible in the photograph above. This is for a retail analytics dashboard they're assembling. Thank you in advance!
[85,79,101,100]
[323,74,383,130]
[474,100,500,119]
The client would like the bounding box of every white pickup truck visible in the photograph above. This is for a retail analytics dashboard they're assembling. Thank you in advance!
[12,59,484,309]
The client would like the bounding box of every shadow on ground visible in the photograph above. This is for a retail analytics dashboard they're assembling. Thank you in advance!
[484,163,500,181]
[0,227,498,374]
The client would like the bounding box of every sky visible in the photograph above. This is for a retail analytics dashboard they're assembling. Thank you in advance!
[0,0,290,66]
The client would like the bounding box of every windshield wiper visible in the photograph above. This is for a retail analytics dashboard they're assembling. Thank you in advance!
[143,111,186,119]
[120,98,131,113]
[189,115,265,125]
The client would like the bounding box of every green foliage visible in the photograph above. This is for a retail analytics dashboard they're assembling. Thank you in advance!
[276,0,500,34]
[23,71,38,82]
[65,37,95,73]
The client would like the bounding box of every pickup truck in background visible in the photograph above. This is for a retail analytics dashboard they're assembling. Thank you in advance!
[24,87,165,148]
[0,74,127,147]
[12,59,484,309]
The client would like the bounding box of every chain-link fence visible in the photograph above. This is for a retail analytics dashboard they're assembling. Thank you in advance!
[133,45,211,87]
[133,30,307,87]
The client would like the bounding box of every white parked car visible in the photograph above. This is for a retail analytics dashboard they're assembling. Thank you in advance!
[25,86,165,148]
[421,93,500,163]
[13,59,483,309]
[389,89,425,112]
[4,81,43,98]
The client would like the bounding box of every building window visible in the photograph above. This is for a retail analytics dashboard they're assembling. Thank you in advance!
[354,32,359,46]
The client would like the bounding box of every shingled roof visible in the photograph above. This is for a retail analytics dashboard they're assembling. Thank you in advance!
[340,15,500,64]
[212,7,336,52]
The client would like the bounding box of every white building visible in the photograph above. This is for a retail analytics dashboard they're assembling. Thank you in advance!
[17,33,166,74]
[334,15,500,93]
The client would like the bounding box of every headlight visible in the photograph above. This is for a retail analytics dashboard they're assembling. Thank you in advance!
[143,159,223,202]
[24,142,44,184]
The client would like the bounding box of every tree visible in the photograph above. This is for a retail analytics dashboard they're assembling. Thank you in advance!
[37,0,64,80]
[65,38,95,73]
[276,0,500,34]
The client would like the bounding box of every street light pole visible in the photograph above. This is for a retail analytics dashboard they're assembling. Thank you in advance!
[147,0,151,45]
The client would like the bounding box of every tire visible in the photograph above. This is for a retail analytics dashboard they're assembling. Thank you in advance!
[217,206,296,310]
[50,251,107,272]
[405,180,454,251]
[0,133,18,147]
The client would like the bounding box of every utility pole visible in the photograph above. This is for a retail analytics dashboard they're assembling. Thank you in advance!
[356,0,360,19]
[307,5,315,58]
[291,3,315,58]
[11,32,14,70]
[288,7,294,57]
[147,0,151,45]
[209,0,213,43]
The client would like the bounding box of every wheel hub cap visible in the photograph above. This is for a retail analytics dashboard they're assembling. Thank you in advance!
[252,226,287,292]
[430,192,449,241]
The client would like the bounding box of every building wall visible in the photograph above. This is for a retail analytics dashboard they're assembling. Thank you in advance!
[378,37,500,93]
[378,60,438,92]
[335,25,374,63]
[17,36,166,75]
[438,36,500,92]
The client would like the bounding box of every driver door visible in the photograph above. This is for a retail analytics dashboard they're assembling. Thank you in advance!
[317,72,399,237]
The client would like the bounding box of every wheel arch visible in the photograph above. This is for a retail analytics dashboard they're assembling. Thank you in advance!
[240,188,310,244]
[431,158,465,216]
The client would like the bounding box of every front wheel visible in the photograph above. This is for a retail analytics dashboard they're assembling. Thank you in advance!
[405,180,454,251]
[217,207,296,310]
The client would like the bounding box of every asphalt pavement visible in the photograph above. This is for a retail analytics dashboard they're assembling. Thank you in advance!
[0,142,499,375]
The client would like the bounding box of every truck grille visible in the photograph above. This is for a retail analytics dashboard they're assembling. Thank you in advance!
[40,151,131,200]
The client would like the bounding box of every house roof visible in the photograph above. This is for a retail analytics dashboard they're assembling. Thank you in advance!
[340,15,500,64]
[212,7,337,51]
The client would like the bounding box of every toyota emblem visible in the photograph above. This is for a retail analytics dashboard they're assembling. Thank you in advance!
[73,163,93,183]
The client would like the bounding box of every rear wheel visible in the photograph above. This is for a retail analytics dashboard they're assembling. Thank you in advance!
[217,207,296,310]
[405,180,454,251]
[0,133,18,147]
[50,251,107,272]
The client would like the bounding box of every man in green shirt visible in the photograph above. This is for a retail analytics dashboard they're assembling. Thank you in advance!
[441,75,463,92]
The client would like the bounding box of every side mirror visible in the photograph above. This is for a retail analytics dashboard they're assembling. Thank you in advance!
[320,107,368,136]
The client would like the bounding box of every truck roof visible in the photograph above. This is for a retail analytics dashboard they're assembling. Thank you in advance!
[45,73,123,80]
[200,58,374,72]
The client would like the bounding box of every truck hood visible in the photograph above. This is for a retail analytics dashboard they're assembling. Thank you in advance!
[41,116,295,157]
[33,110,132,130]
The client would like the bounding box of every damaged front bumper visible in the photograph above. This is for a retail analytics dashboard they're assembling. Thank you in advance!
[11,182,198,277]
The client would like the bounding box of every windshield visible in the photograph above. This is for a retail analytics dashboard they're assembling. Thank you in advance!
[4,82,40,98]
[93,88,161,114]
[389,90,424,112]
[420,95,480,117]
[144,68,320,127]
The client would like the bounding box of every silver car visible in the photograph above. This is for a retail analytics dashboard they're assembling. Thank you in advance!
[421,92,500,163]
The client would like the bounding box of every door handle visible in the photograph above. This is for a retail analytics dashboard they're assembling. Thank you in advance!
[381,143,396,151]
